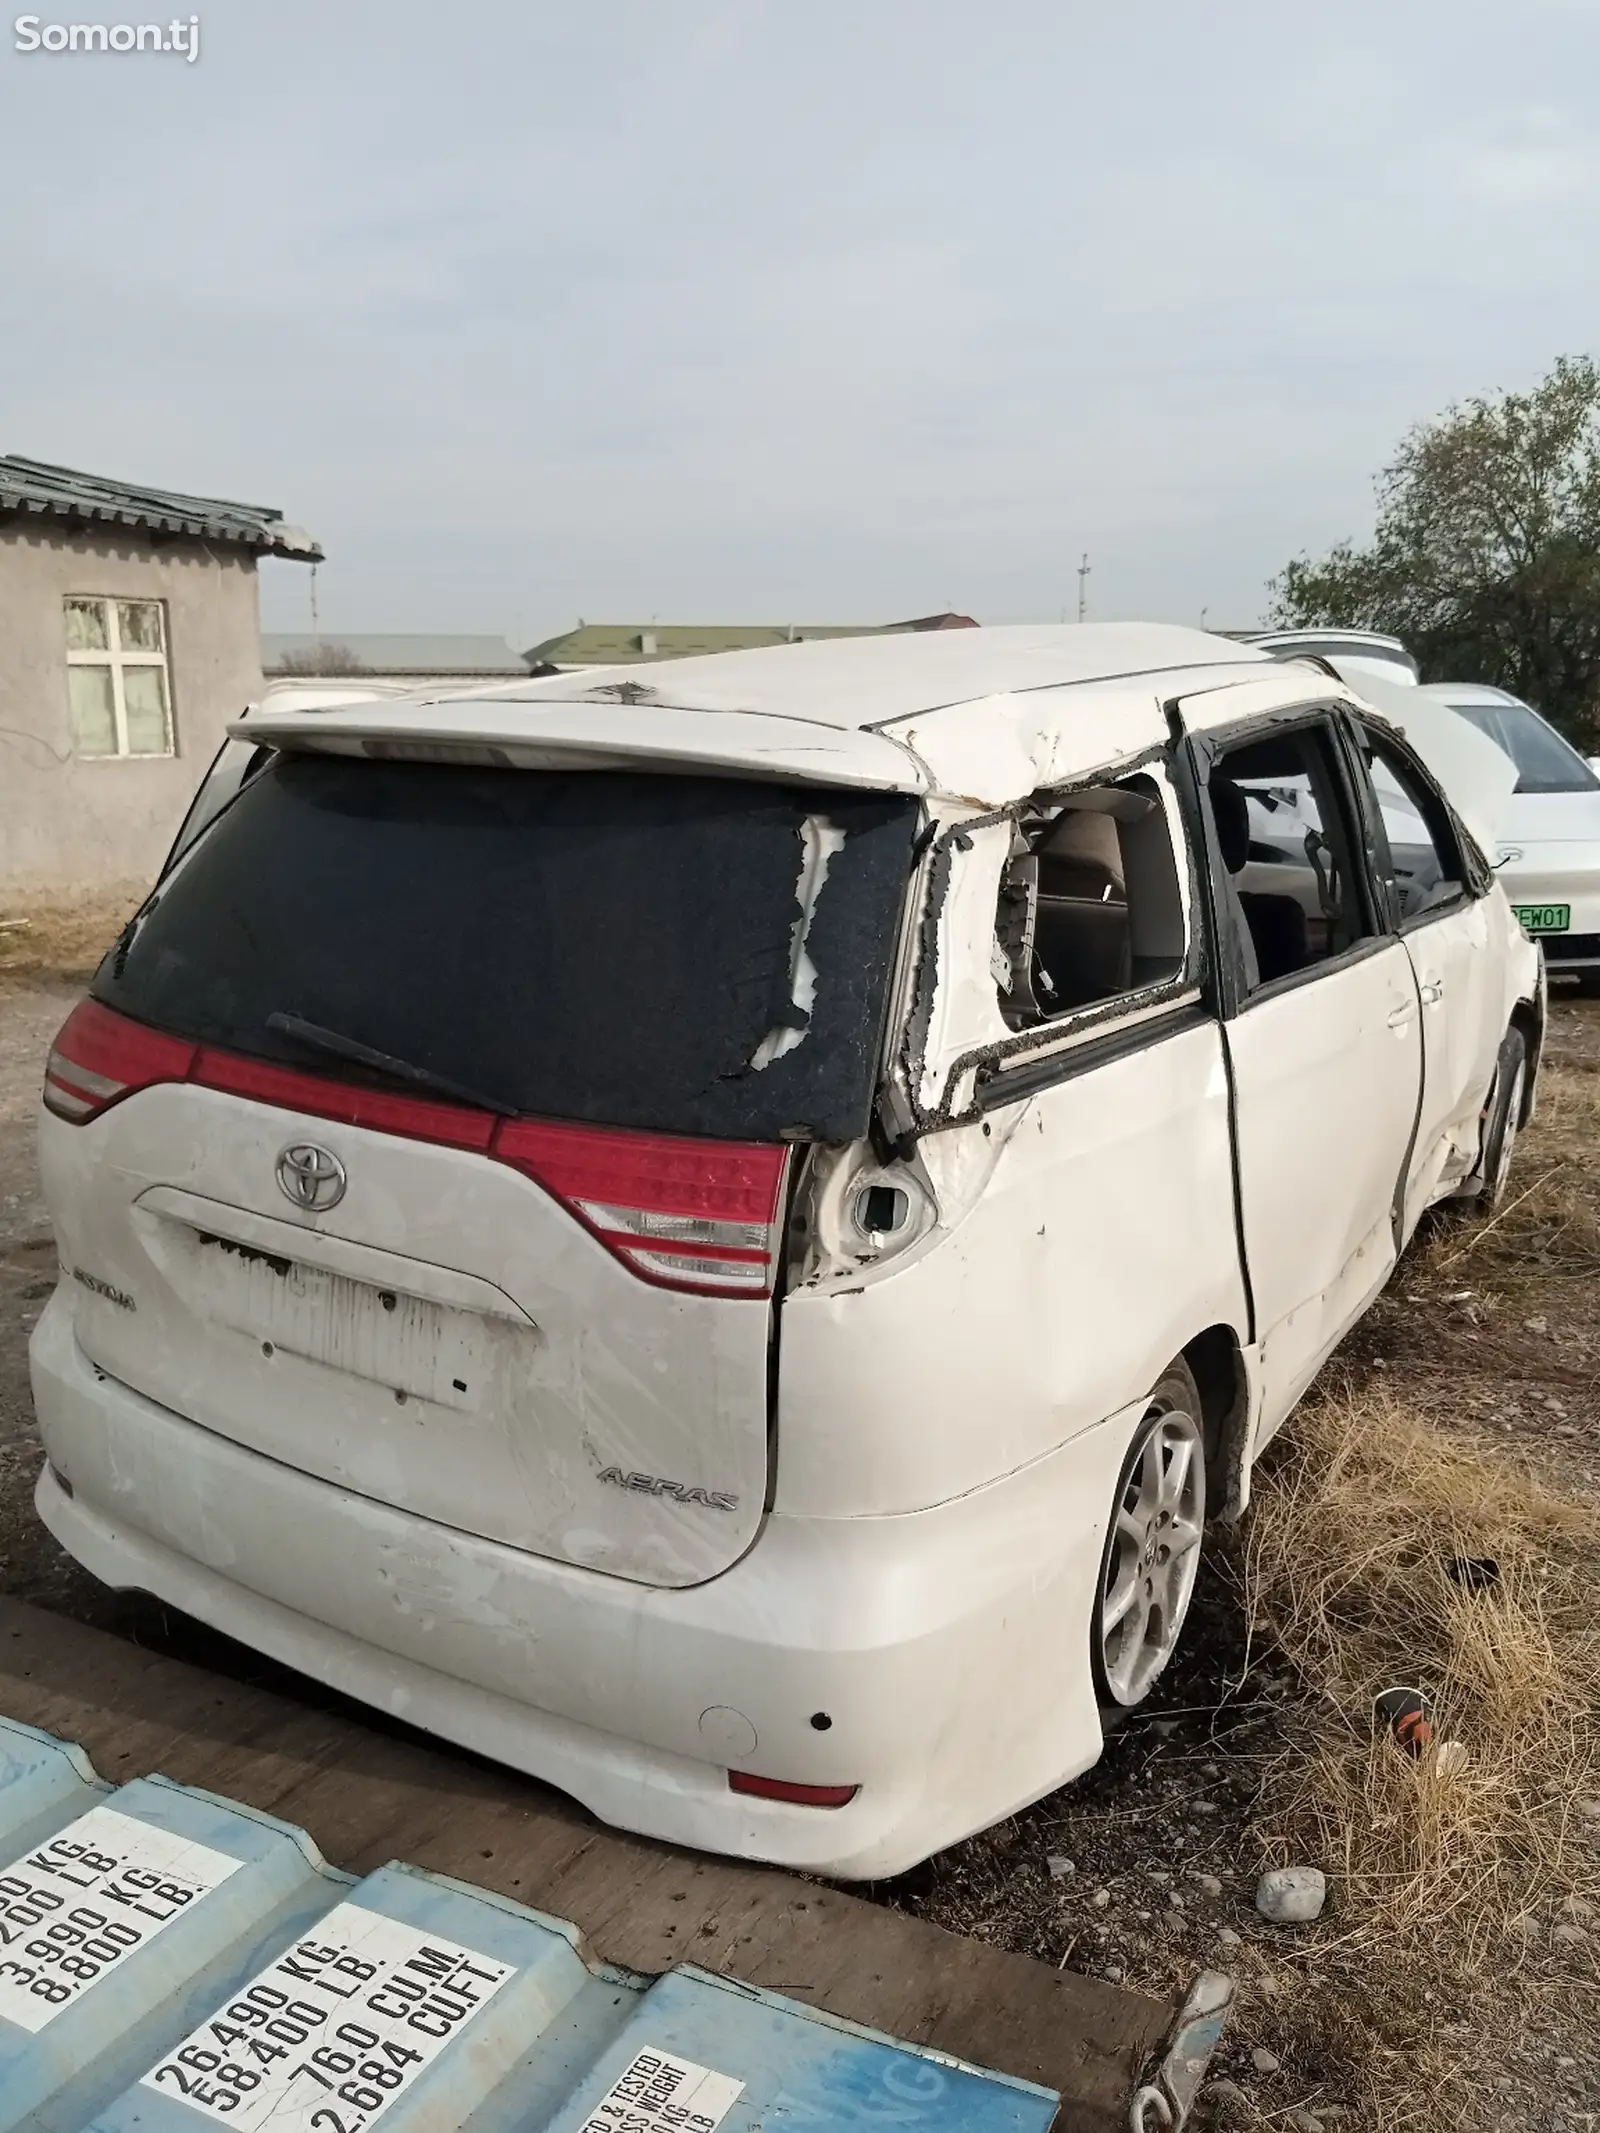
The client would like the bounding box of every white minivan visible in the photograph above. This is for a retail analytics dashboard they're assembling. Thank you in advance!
[29,625,1541,1878]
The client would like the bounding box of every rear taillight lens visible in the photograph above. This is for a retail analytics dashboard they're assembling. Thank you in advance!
[494,1119,788,1298]
[43,1000,196,1123]
[43,1002,789,1300]
[728,1772,859,1808]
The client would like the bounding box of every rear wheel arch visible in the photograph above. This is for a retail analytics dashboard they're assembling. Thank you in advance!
[1509,994,1543,1127]
[1180,1323,1252,1523]
[1475,1023,1530,1213]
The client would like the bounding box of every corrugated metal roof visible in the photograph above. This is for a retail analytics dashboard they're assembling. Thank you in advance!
[0,1714,1059,2131]
[524,616,978,667]
[0,456,322,561]
[263,634,530,677]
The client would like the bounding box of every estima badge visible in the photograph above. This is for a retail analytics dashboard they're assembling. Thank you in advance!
[276,1142,347,1213]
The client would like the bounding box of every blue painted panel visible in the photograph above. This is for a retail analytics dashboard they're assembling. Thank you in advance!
[1,1774,337,2132]
[0,1716,106,1848]
[544,1966,1060,2133]
[0,1729,1063,2133]
[100,1864,616,2133]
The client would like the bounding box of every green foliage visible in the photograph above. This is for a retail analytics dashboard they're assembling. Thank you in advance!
[1271,356,1600,741]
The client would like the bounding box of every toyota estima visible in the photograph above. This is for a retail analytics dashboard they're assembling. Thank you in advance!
[30,625,1541,1878]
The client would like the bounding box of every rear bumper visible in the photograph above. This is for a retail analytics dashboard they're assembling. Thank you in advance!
[29,1293,1120,1879]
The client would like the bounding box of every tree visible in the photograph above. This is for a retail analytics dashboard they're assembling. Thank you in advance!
[1271,355,1600,743]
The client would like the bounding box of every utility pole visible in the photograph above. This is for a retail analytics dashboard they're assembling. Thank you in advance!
[1076,552,1091,624]
[309,563,320,644]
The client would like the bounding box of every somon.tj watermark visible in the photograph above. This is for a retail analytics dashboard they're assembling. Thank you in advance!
[14,15,199,58]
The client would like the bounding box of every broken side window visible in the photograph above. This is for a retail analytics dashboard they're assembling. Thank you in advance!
[990,772,1187,1029]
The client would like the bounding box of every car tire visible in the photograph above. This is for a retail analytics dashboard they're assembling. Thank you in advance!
[1476,1026,1529,1215]
[1091,1361,1206,1714]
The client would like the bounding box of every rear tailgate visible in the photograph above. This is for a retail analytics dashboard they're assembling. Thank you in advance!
[42,1075,782,1587]
[44,757,917,1589]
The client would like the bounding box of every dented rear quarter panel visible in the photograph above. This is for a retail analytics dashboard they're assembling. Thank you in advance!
[777,1013,1246,1519]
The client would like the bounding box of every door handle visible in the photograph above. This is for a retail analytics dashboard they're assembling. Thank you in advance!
[1387,1002,1417,1030]
[1419,978,1445,1005]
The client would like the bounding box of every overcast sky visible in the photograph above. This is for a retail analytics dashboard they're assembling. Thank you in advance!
[4,1,1600,648]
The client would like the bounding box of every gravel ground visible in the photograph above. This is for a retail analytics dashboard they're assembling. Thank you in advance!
[1,973,1595,2128]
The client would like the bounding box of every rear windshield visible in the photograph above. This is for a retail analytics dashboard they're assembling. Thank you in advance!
[1449,700,1600,795]
[95,756,919,1143]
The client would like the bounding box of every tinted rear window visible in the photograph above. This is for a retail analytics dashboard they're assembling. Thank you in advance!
[95,757,919,1142]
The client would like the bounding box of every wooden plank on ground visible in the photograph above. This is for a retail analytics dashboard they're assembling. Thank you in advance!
[0,1597,1172,2129]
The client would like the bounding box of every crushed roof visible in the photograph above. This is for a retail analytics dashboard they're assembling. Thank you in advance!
[0,455,322,560]
[501,621,1265,730]
[241,623,1281,807]
[263,633,528,676]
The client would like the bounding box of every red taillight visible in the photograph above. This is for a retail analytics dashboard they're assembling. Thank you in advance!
[494,1118,788,1298]
[43,1000,197,1123]
[195,1049,497,1151]
[43,1001,788,1301]
[728,1772,859,1808]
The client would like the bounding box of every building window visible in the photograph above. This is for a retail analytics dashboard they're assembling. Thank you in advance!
[64,597,174,758]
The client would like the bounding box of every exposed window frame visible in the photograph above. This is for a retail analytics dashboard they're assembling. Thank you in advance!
[64,596,175,760]
[903,752,1205,1130]
[989,765,1198,1035]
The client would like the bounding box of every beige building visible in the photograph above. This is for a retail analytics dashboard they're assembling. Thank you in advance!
[0,457,320,893]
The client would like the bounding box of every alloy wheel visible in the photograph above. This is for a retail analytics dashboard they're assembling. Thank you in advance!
[1099,1404,1206,1706]
[1492,1058,1526,1203]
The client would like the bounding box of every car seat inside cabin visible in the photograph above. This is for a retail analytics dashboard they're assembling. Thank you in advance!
[1208,730,1369,989]
[994,775,1186,1028]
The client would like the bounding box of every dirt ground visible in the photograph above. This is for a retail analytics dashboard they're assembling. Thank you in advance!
[0,956,1595,2130]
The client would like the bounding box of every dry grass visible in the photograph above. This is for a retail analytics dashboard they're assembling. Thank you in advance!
[1428,1049,1600,1287]
[1230,1038,1600,2127]
[1247,1393,1597,1940]
[0,887,143,994]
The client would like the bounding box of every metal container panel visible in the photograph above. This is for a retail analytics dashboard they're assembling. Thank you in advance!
[0,1717,1059,2132]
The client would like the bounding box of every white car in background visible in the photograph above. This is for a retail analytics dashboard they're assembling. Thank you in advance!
[1239,628,1421,689]
[1420,683,1600,994]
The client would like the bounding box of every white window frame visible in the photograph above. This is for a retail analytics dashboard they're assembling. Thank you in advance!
[64,596,175,759]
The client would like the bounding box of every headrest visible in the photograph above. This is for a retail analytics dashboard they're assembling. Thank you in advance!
[1210,776,1251,874]
[1039,809,1124,885]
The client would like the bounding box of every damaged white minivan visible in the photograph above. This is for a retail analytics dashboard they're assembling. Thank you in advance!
[30,624,1542,1878]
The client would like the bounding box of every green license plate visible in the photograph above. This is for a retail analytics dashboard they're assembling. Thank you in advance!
[1512,903,1570,934]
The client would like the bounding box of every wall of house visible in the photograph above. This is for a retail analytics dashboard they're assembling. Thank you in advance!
[0,524,264,893]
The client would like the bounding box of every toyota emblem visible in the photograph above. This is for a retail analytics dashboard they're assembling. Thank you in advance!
[276,1143,347,1213]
